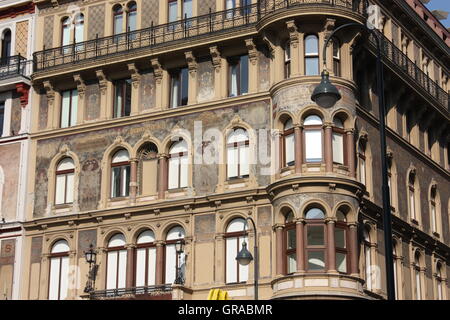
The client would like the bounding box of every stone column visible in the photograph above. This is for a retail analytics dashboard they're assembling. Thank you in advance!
[327,219,337,273]
[346,129,356,177]
[324,123,333,173]
[185,51,198,105]
[73,74,86,125]
[125,245,135,288]
[275,225,284,276]
[296,219,305,273]
[158,153,168,199]
[349,223,359,276]
[129,158,138,203]
[245,38,258,94]
[294,125,303,174]
[96,69,111,120]
[151,58,165,110]
[155,241,165,285]
[286,20,300,77]
[210,46,222,99]
[128,63,141,116]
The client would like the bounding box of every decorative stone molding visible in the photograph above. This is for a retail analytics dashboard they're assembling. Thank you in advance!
[261,31,275,55]
[209,46,221,73]
[124,213,131,219]
[245,38,258,65]
[95,69,108,95]
[127,63,141,89]
[43,80,55,104]
[113,135,124,146]
[184,51,197,77]
[154,209,160,216]
[15,83,30,107]
[286,20,299,48]
[151,58,163,84]
[73,74,86,99]
[323,18,336,38]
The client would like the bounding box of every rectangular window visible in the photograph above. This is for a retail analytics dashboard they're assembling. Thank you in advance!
[332,132,344,164]
[305,224,326,271]
[359,156,366,185]
[111,165,130,198]
[114,79,132,118]
[170,68,189,108]
[106,250,127,290]
[227,143,249,179]
[168,0,178,23]
[225,236,248,283]
[286,227,296,274]
[305,130,322,162]
[284,133,295,166]
[60,89,78,128]
[335,227,347,273]
[431,202,436,233]
[136,247,157,287]
[183,0,193,19]
[228,55,249,97]
[0,101,5,136]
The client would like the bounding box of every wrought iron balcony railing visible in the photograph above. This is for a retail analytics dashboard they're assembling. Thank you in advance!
[89,284,173,300]
[0,55,32,81]
[368,31,449,112]
[32,0,365,72]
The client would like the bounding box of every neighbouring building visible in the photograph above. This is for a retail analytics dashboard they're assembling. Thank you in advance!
[0,0,35,300]
[18,0,449,300]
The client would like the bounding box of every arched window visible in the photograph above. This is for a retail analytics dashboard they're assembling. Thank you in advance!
[284,211,296,274]
[305,35,319,76]
[74,13,84,43]
[126,2,137,32]
[49,240,70,300]
[1,29,11,61]
[430,185,440,235]
[282,118,295,167]
[225,218,248,283]
[55,158,75,205]
[335,209,348,273]
[305,207,326,272]
[358,139,367,185]
[408,171,418,222]
[332,37,341,77]
[414,251,423,300]
[284,40,291,79]
[392,239,400,299]
[113,5,124,36]
[435,262,444,300]
[363,226,372,290]
[168,139,188,189]
[227,128,249,179]
[164,226,185,284]
[111,149,130,198]
[332,117,345,165]
[303,115,323,163]
[137,143,159,196]
[106,233,127,290]
[61,17,71,47]
[135,230,156,287]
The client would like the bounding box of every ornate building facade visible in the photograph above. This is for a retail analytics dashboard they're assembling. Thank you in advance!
[0,0,34,300]
[16,0,449,300]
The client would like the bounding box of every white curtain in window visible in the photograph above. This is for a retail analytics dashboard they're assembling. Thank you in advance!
[62,21,70,46]
[168,156,180,189]
[49,256,69,300]
[70,90,78,127]
[225,236,248,283]
[114,12,123,35]
[332,132,344,164]
[55,174,66,204]
[61,91,71,128]
[106,250,127,289]
[305,130,322,162]
[227,146,238,179]
[171,76,180,107]
[230,65,238,96]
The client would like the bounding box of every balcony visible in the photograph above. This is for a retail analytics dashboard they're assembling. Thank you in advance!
[32,0,365,73]
[0,55,32,83]
[88,285,173,300]
[367,31,449,113]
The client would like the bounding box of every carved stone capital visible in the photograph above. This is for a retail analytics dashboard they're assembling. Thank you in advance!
[245,38,258,65]
[286,20,299,47]
[151,58,163,84]
[128,63,141,89]
[73,74,86,99]
[323,18,336,38]
[185,51,197,77]
[43,80,55,102]
[95,69,108,95]
[209,46,221,72]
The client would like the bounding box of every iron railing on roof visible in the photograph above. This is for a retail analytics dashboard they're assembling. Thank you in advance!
[32,0,365,72]
[368,31,449,112]
[0,55,32,80]
[89,284,173,300]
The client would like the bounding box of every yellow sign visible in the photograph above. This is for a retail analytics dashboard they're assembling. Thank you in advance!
[207,289,229,300]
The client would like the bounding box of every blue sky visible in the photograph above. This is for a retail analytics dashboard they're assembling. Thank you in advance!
[424,0,450,28]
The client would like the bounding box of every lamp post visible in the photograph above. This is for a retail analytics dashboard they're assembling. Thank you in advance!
[311,22,396,300]
[236,217,258,300]
[83,243,97,294]
[174,238,185,285]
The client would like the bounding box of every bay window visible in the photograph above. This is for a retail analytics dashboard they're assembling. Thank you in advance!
[303,115,323,163]
[335,210,348,273]
[111,149,130,198]
[113,79,132,118]
[164,226,185,284]
[282,118,295,167]
[332,117,345,165]
[168,139,188,189]
[226,128,250,180]
[305,35,319,76]
[228,55,249,97]
[48,240,70,300]
[305,207,326,272]
[170,68,189,107]
[106,234,127,291]
[284,212,296,274]
[60,89,78,128]
[55,158,75,205]
[225,218,248,283]
[135,230,157,287]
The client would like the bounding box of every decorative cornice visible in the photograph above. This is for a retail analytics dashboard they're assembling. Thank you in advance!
[245,38,258,65]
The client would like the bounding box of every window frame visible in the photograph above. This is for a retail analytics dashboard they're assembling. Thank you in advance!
[110,151,131,198]
[113,78,132,118]
[303,117,324,163]
[332,37,341,77]
[304,34,319,76]
[226,128,250,180]
[224,229,248,284]
[106,238,127,290]
[304,209,327,273]
[284,40,291,79]
[228,55,249,97]
[170,67,189,108]
[135,231,157,287]
[55,158,75,205]
[282,119,295,168]
[335,220,349,274]
[284,220,296,275]
[168,140,188,190]
[60,89,78,128]
[48,244,70,300]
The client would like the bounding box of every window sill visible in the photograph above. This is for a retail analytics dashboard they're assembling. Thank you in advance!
[109,196,129,202]
[53,203,73,209]
[280,165,294,173]
[226,177,249,184]
[167,187,187,193]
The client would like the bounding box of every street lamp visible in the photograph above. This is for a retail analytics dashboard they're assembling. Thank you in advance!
[83,244,98,293]
[236,217,258,300]
[311,22,396,300]
[174,238,185,285]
